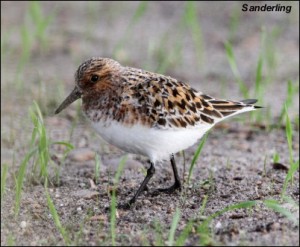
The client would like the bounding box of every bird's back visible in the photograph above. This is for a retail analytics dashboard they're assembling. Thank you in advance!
[118,66,259,130]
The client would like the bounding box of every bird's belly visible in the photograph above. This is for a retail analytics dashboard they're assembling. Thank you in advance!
[90,120,212,163]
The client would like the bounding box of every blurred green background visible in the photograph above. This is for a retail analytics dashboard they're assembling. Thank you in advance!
[2,1,299,120]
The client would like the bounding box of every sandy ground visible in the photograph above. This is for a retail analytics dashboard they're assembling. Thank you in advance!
[1,1,299,246]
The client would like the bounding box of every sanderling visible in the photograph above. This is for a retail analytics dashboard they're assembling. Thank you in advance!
[55,57,261,209]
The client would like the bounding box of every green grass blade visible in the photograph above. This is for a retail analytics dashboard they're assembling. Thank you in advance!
[153,220,164,246]
[174,220,194,246]
[264,199,298,225]
[38,125,49,180]
[95,153,101,184]
[203,200,257,226]
[29,109,38,149]
[110,156,127,245]
[6,234,15,246]
[53,141,74,185]
[224,41,249,98]
[183,2,203,65]
[282,160,299,198]
[32,101,50,182]
[110,190,117,246]
[199,194,208,216]
[251,37,265,123]
[14,148,37,216]
[51,141,74,150]
[15,101,75,216]
[188,133,208,183]
[282,196,299,207]
[156,39,182,74]
[272,152,280,163]
[29,2,42,23]
[45,186,70,245]
[51,141,74,169]
[282,195,300,208]
[285,105,293,164]
[113,2,148,56]
[130,1,148,27]
[1,164,9,200]
[175,194,208,245]
[168,207,181,246]
[28,1,54,49]
[212,200,257,218]
[255,55,263,97]
[228,5,241,41]
[263,27,281,73]
[278,80,298,124]
[224,41,240,78]
[33,101,44,123]
[196,200,257,245]
[281,105,299,197]
[113,156,127,185]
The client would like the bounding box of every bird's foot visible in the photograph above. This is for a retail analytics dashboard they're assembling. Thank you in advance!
[152,183,181,196]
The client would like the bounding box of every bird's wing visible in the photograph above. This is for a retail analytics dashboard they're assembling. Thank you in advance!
[119,69,258,129]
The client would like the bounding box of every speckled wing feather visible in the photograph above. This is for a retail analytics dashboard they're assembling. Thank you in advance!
[119,67,258,130]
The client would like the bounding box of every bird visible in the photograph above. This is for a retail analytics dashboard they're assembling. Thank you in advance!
[55,57,261,209]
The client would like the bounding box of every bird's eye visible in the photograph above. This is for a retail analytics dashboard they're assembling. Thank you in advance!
[90,75,99,83]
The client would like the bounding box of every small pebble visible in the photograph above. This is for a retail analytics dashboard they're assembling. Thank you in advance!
[73,189,100,199]
[78,136,88,148]
[267,222,281,231]
[79,183,86,188]
[69,148,95,162]
[20,221,27,229]
[142,199,151,206]
[256,180,262,186]
[215,221,222,229]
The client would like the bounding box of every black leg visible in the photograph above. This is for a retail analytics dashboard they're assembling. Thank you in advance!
[118,162,155,209]
[157,154,181,193]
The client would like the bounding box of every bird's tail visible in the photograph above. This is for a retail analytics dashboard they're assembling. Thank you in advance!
[240,99,263,109]
[203,97,263,122]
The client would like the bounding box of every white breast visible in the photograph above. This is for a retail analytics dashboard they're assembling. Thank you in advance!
[90,119,213,163]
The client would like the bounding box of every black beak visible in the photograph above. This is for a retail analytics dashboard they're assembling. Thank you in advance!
[55,87,82,114]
